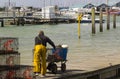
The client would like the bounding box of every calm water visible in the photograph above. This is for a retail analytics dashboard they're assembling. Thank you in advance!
[0,16,120,70]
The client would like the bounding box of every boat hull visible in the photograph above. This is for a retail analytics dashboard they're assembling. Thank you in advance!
[80,19,105,23]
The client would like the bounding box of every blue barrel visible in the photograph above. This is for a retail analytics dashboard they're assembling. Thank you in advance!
[60,48,68,60]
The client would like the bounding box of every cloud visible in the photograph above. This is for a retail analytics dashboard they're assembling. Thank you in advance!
[0,0,120,7]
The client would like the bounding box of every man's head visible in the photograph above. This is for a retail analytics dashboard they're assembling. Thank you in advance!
[39,30,44,36]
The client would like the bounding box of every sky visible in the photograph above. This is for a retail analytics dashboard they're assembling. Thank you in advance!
[0,0,120,7]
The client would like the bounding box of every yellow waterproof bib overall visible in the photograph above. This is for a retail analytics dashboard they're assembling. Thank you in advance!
[33,44,47,75]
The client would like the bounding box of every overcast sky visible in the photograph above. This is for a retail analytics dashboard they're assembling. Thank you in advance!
[0,0,120,7]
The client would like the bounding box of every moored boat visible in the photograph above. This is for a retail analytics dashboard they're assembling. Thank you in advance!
[78,14,105,23]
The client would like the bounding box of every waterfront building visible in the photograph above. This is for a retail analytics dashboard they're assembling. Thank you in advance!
[41,6,56,19]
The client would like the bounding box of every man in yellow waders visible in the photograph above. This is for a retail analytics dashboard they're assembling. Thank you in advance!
[33,30,56,77]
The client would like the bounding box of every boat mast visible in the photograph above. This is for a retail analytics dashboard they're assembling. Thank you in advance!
[9,0,10,6]
[106,0,108,5]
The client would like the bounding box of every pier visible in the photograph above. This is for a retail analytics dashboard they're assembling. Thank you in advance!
[38,64,120,79]
[0,16,77,26]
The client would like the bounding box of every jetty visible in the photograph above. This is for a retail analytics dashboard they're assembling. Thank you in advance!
[34,64,120,79]
[0,16,77,27]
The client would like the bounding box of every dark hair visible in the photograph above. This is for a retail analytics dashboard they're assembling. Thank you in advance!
[39,30,44,35]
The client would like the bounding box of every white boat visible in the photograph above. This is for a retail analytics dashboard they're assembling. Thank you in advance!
[80,14,105,23]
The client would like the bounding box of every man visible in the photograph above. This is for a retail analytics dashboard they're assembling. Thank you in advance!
[33,30,56,77]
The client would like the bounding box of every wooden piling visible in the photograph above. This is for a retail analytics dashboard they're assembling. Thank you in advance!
[99,8,103,32]
[21,18,25,26]
[17,18,20,26]
[113,14,116,29]
[106,7,110,30]
[0,19,4,27]
[91,8,95,34]
[13,11,16,25]
[17,18,25,26]
[13,18,16,25]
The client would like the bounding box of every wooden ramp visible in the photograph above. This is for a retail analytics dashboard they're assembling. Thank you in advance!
[34,64,120,79]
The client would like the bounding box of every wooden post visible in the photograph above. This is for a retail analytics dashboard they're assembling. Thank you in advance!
[17,18,20,26]
[13,11,16,25]
[1,19,4,27]
[113,14,116,29]
[21,17,25,26]
[99,8,103,32]
[91,8,95,34]
[106,7,110,30]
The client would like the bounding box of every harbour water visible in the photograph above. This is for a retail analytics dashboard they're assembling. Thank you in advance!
[0,16,120,71]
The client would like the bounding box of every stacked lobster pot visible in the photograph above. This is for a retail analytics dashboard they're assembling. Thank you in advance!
[0,37,33,79]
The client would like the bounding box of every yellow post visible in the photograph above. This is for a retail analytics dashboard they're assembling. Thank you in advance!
[77,13,83,39]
